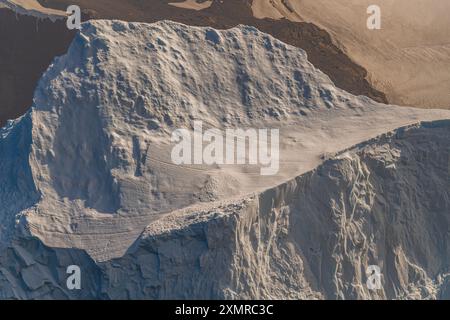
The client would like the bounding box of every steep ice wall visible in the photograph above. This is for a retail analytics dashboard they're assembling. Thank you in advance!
[0,116,39,245]
[99,121,450,300]
[1,121,449,299]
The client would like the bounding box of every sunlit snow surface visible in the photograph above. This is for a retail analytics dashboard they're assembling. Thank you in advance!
[0,20,449,299]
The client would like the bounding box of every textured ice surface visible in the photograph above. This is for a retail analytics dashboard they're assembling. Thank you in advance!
[0,20,449,299]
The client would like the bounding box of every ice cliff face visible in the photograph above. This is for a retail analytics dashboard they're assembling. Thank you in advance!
[108,121,450,300]
[1,121,449,299]
[0,20,449,299]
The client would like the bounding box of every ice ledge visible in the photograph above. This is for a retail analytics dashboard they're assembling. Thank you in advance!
[140,119,450,239]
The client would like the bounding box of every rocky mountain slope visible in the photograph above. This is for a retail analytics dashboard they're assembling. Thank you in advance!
[0,20,449,299]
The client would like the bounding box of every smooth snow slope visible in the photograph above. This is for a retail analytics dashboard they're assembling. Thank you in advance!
[0,20,449,267]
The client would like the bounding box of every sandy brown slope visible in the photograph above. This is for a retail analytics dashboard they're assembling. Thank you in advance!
[1,0,66,16]
[0,8,75,127]
[36,0,387,104]
[253,0,450,109]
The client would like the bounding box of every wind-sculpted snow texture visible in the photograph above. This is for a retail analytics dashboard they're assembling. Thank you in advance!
[0,20,449,299]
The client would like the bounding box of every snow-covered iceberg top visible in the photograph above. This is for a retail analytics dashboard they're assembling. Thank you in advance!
[1,20,449,262]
